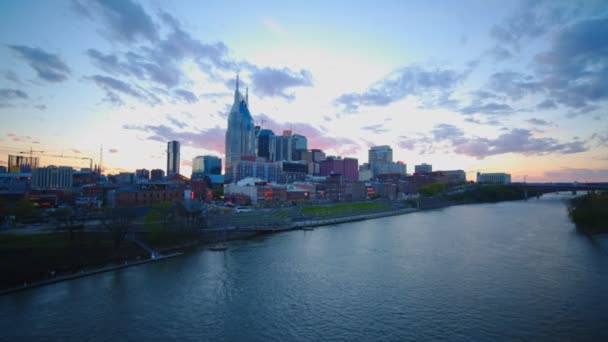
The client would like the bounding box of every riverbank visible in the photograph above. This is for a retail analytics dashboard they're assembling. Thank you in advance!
[568,192,608,234]
[0,252,183,296]
[0,193,547,294]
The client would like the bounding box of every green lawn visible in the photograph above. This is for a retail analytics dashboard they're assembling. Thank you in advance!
[301,202,388,216]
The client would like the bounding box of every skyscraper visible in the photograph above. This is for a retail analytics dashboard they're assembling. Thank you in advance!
[257,129,275,160]
[193,155,222,175]
[167,141,180,176]
[368,145,394,176]
[225,75,256,182]
[270,131,308,162]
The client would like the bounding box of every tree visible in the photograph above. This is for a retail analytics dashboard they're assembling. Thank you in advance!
[12,198,40,222]
[101,207,137,249]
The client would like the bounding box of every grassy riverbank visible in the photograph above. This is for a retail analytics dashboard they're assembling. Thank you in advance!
[0,233,147,290]
[568,193,608,234]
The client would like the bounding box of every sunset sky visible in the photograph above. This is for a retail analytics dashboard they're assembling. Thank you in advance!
[1,0,607,181]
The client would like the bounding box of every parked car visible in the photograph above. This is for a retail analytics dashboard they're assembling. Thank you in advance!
[235,207,253,213]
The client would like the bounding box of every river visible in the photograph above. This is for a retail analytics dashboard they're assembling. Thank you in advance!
[1,194,607,341]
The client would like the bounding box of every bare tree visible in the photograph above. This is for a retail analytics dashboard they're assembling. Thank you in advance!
[101,207,137,249]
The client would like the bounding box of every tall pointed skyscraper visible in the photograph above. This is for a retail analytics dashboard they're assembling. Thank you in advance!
[225,75,255,182]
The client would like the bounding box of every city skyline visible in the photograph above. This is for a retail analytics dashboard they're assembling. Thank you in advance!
[1,0,607,181]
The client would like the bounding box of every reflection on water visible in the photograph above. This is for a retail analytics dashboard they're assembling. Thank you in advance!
[1,194,607,341]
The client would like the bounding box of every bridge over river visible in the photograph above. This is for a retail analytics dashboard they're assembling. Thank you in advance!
[511,182,608,195]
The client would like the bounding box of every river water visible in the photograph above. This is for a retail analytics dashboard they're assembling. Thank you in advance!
[1,194,607,341]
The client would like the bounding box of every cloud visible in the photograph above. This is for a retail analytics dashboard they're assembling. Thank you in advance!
[487,71,543,101]
[335,65,466,112]
[87,74,160,105]
[361,124,389,134]
[248,67,313,100]
[173,89,198,103]
[401,124,587,159]
[526,118,552,126]
[0,88,28,101]
[451,128,587,159]
[460,102,514,116]
[73,0,158,43]
[34,104,47,111]
[534,17,608,110]
[8,45,71,82]
[536,99,557,110]
[2,70,21,84]
[123,123,226,154]
[166,115,188,129]
[464,117,501,126]
[84,10,238,89]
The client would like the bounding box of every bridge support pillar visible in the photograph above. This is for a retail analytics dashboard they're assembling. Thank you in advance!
[524,189,528,200]
[572,190,577,195]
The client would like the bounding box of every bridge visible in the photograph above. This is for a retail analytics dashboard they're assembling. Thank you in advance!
[511,182,608,197]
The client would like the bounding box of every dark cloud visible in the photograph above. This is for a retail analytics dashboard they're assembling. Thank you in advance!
[173,89,198,103]
[8,45,71,82]
[361,124,389,134]
[123,123,226,154]
[487,71,543,101]
[536,99,557,110]
[335,65,466,112]
[431,124,465,142]
[166,115,188,129]
[87,74,160,106]
[527,118,552,126]
[88,75,141,98]
[73,0,158,43]
[2,70,21,84]
[460,102,514,116]
[535,17,608,110]
[0,88,28,101]
[248,67,313,100]
[84,11,237,89]
[401,124,587,159]
[451,128,587,159]
[464,117,501,126]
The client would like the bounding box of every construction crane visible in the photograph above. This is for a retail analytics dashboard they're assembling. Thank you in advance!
[19,151,94,170]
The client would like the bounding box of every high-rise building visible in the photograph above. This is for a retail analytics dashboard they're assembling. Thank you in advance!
[151,169,165,181]
[167,141,180,176]
[320,156,359,182]
[257,129,275,160]
[32,166,73,189]
[193,155,222,175]
[270,131,308,162]
[225,75,256,182]
[135,169,150,183]
[415,163,432,174]
[368,146,395,176]
[369,146,393,165]
[301,149,326,174]
[8,154,39,173]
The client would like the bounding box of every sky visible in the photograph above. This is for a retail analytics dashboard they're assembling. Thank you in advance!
[0,0,607,182]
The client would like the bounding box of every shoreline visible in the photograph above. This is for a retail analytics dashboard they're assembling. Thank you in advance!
[0,252,183,296]
[0,197,532,295]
